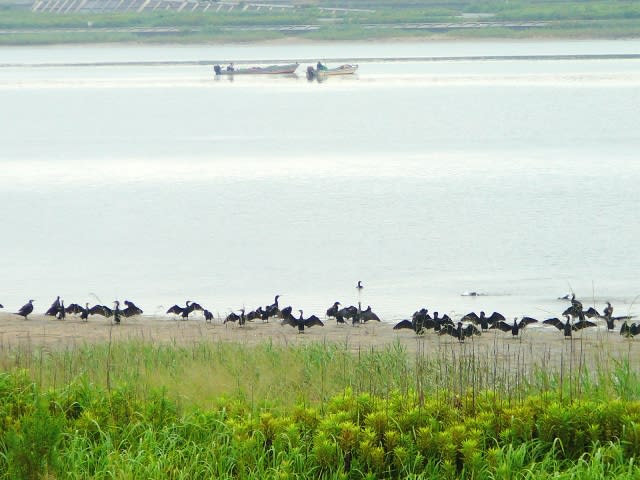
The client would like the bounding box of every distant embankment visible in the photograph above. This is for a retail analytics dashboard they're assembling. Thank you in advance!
[0,21,554,39]
[2,53,640,68]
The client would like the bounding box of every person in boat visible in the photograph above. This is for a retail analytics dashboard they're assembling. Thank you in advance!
[226,62,235,72]
[316,61,328,71]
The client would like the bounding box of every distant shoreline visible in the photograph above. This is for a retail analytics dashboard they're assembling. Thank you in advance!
[1,21,638,46]
[3,52,640,68]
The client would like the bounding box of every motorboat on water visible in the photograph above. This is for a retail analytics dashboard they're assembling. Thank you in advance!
[213,63,299,75]
[306,64,358,80]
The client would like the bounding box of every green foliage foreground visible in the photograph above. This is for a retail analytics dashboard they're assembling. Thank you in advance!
[1,339,640,478]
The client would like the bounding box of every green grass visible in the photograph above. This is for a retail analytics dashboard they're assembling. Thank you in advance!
[0,1,639,45]
[2,337,640,478]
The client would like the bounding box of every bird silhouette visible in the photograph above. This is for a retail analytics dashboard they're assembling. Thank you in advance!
[571,293,583,310]
[122,300,143,317]
[393,316,436,334]
[65,303,84,315]
[166,300,202,320]
[281,310,324,333]
[461,311,505,331]
[224,309,246,326]
[326,301,340,316]
[113,301,121,324]
[56,300,66,320]
[326,302,346,325]
[359,305,380,322]
[620,321,640,338]
[224,311,240,324]
[582,307,600,318]
[604,301,614,319]
[544,314,595,337]
[265,295,281,319]
[45,296,61,316]
[439,321,481,342]
[89,304,113,318]
[16,300,35,319]
[336,305,358,325]
[489,317,538,336]
[80,303,90,322]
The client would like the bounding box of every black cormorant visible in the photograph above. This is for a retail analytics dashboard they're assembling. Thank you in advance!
[281,310,324,333]
[16,300,34,319]
[45,296,61,316]
[113,301,121,324]
[620,321,640,338]
[56,300,66,320]
[439,321,480,342]
[544,314,595,337]
[359,305,380,322]
[604,302,614,319]
[122,300,143,317]
[167,300,202,320]
[65,303,84,315]
[89,304,113,318]
[462,311,505,331]
[80,303,90,322]
[490,317,538,336]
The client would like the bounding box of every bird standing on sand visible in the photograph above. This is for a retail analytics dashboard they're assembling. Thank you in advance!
[56,300,66,320]
[122,300,143,317]
[80,303,90,322]
[544,314,595,338]
[604,302,614,319]
[16,300,34,320]
[45,296,61,316]
[224,308,246,326]
[65,303,84,315]
[358,304,380,322]
[621,321,640,338]
[461,311,505,331]
[326,301,346,324]
[281,309,324,333]
[490,316,538,337]
[166,300,202,320]
[439,321,481,342]
[113,301,121,324]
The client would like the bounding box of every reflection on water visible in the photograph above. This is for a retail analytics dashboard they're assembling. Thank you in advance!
[1,41,640,320]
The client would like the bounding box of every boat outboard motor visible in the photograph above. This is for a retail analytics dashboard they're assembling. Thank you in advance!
[213,65,222,75]
[306,66,315,80]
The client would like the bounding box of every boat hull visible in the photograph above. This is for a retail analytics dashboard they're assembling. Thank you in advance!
[214,63,299,75]
[306,64,359,79]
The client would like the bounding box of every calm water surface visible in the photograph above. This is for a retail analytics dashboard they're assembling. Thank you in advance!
[1,40,639,322]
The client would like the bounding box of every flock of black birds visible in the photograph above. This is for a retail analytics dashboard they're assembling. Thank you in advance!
[2,287,638,339]
[0,281,379,335]
[1,297,145,324]
[392,293,637,341]
[219,295,381,333]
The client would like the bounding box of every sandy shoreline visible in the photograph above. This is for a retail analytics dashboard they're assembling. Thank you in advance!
[1,312,639,370]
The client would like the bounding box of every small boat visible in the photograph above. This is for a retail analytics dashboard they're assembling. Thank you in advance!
[214,63,299,75]
[306,64,358,80]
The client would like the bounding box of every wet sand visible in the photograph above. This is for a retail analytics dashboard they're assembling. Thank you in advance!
[1,312,639,370]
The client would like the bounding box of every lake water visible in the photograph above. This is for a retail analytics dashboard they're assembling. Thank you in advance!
[2,40,640,322]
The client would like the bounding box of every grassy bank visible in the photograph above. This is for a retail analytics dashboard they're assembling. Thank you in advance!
[1,0,639,45]
[2,337,640,477]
